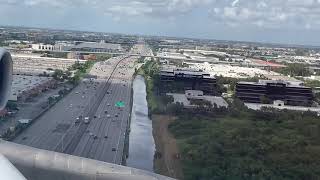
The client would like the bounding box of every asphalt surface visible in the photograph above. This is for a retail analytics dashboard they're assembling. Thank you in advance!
[13,54,138,164]
[0,84,69,135]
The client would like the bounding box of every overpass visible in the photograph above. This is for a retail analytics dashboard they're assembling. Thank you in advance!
[6,48,198,61]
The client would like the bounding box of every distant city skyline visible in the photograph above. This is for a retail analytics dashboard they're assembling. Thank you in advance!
[1,0,320,46]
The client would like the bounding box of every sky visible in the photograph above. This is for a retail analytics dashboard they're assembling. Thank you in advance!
[1,0,320,45]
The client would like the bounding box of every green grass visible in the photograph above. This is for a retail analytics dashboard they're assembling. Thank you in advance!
[305,80,320,88]
[145,77,162,113]
[134,60,163,114]
[69,61,95,84]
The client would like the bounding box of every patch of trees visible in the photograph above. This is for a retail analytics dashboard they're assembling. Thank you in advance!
[295,48,309,56]
[70,61,94,74]
[189,99,212,108]
[216,76,261,93]
[52,61,94,84]
[168,99,320,180]
[96,54,112,61]
[6,101,18,111]
[275,63,310,77]
[305,80,320,88]
[52,69,65,81]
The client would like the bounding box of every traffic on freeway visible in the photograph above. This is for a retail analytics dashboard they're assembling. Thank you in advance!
[13,52,140,164]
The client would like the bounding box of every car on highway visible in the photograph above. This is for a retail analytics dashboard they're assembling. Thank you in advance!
[115,114,119,117]
[112,148,116,151]
[84,117,90,124]
[75,117,80,124]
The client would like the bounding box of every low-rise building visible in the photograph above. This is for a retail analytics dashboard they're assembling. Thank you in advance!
[160,67,217,95]
[167,90,228,109]
[67,42,123,53]
[236,80,313,106]
[31,43,55,51]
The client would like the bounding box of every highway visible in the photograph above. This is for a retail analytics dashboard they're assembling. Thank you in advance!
[13,49,140,164]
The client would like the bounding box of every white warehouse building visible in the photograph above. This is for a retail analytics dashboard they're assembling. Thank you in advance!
[31,43,55,51]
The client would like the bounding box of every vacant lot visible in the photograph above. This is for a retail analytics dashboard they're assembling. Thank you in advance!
[152,114,184,180]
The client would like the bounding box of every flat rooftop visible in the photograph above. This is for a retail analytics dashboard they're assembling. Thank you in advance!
[237,79,309,88]
[245,103,320,113]
[69,42,122,51]
[160,66,213,78]
[187,62,285,79]
[167,93,228,108]
[12,54,83,75]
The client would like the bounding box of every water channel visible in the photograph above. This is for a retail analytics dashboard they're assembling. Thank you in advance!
[126,75,155,172]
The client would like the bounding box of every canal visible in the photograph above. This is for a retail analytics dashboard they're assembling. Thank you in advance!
[126,75,155,172]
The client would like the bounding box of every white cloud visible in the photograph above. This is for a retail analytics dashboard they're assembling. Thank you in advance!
[107,3,153,17]
[23,0,67,7]
[223,7,237,19]
[257,1,267,8]
[209,0,320,29]
[103,0,215,19]
[231,0,240,7]
[1,0,320,31]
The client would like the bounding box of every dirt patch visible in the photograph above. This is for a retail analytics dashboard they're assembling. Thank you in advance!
[152,114,184,180]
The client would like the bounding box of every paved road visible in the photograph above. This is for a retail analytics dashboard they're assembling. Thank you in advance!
[13,55,138,164]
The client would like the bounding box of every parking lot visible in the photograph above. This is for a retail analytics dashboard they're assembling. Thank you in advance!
[12,54,85,75]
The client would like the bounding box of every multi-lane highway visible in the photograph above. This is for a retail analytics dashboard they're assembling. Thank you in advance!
[13,50,140,164]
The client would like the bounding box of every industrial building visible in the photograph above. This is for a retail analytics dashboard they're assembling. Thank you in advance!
[67,42,123,53]
[32,41,123,53]
[160,67,217,95]
[236,80,314,106]
[189,62,281,79]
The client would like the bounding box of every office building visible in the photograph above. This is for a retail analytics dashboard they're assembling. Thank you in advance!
[236,80,313,106]
[160,67,217,95]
